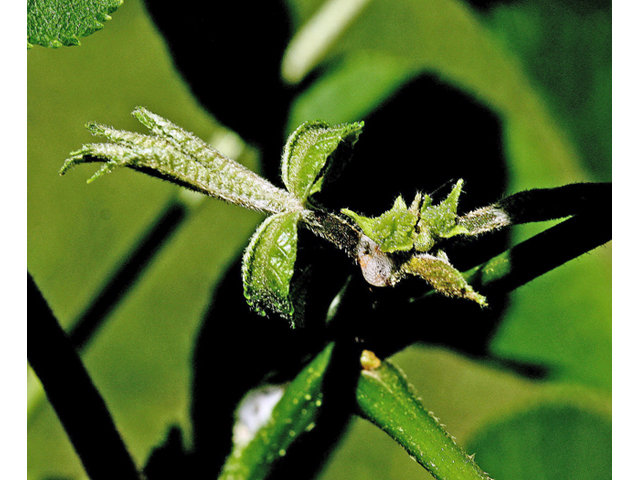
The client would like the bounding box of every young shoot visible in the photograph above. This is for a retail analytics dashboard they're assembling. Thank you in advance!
[61,108,513,326]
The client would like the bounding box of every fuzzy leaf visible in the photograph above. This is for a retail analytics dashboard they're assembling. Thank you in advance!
[414,179,468,251]
[242,211,302,325]
[27,0,122,48]
[342,196,418,253]
[281,120,364,202]
[403,252,486,306]
[60,108,301,215]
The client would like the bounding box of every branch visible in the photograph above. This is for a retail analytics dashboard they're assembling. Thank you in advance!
[457,182,611,234]
[27,273,142,480]
[464,213,611,294]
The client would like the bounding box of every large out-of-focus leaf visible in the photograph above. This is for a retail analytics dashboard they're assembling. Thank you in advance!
[490,245,612,391]
[467,403,612,480]
[487,0,612,182]
[27,0,122,48]
[287,0,586,189]
[288,51,417,130]
[481,0,612,392]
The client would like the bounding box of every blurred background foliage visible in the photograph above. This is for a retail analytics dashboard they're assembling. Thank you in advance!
[27,0,611,479]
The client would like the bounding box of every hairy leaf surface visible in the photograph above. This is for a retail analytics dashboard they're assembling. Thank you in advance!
[415,179,468,251]
[60,108,301,215]
[27,0,122,48]
[342,196,418,253]
[404,253,486,306]
[242,211,302,324]
[281,120,364,202]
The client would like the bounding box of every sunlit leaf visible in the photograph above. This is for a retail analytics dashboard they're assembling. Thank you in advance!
[342,196,418,253]
[27,0,122,48]
[281,120,363,202]
[342,180,469,254]
[415,179,468,251]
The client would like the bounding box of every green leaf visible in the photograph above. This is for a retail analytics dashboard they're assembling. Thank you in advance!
[60,108,302,215]
[415,179,468,251]
[242,211,302,325]
[356,355,492,480]
[281,120,364,202]
[27,0,123,48]
[403,252,486,306]
[467,404,612,480]
[342,181,470,254]
[342,195,418,253]
[219,342,335,480]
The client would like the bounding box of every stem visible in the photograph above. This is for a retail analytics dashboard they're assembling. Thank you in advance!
[492,182,611,224]
[301,208,361,258]
[464,213,611,293]
[457,182,611,237]
[27,273,142,480]
[356,359,492,480]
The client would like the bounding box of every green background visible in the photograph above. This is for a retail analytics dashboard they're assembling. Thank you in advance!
[28,0,611,479]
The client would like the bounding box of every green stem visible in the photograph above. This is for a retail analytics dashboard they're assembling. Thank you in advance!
[356,359,492,480]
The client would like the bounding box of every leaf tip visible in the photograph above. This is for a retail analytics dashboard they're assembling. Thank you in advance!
[86,163,114,183]
[85,122,103,135]
[59,159,75,176]
[466,289,488,307]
